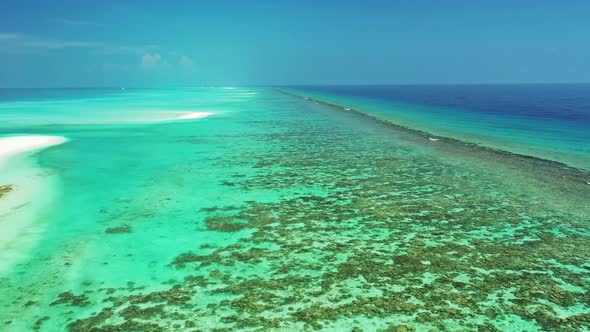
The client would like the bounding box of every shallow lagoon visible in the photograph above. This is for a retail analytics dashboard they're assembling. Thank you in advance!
[0,87,589,331]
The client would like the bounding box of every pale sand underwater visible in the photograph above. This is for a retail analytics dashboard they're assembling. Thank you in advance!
[0,112,216,273]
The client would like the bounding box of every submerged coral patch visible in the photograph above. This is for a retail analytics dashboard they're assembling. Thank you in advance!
[3,91,589,331]
[57,95,590,331]
[105,225,133,234]
[0,184,13,199]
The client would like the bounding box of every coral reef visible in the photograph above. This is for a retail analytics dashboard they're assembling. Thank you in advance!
[0,184,13,199]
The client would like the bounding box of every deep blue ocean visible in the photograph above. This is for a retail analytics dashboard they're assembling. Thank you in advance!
[287,84,590,170]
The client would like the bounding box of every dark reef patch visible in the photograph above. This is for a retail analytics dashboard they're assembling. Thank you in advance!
[50,292,91,307]
[105,225,133,234]
[0,184,14,199]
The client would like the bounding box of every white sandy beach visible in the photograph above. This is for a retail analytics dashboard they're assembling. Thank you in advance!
[0,135,67,272]
[136,111,217,122]
[0,135,67,166]
[175,111,216,120]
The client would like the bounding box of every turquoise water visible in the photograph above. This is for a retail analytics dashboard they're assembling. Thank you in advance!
[283,85,590,171]
[0,87,589,331]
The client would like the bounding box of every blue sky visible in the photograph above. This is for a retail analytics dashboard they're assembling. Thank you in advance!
[0,0,589,87]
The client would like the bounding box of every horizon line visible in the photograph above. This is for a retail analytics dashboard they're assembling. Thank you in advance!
[1,82,590,89]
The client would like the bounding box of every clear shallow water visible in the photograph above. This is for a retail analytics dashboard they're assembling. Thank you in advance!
[0,87,245,125]
[283,85,590,171]
[0,87,589,331]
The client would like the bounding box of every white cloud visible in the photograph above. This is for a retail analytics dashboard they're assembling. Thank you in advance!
[103,44,159,56]
[61,19,109,27]
[0,32,158,55]
[0,33,22,40]
[141,53,162,70]
[180,55,194,70]
[21,40,104,49]
[0,32,103,49]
